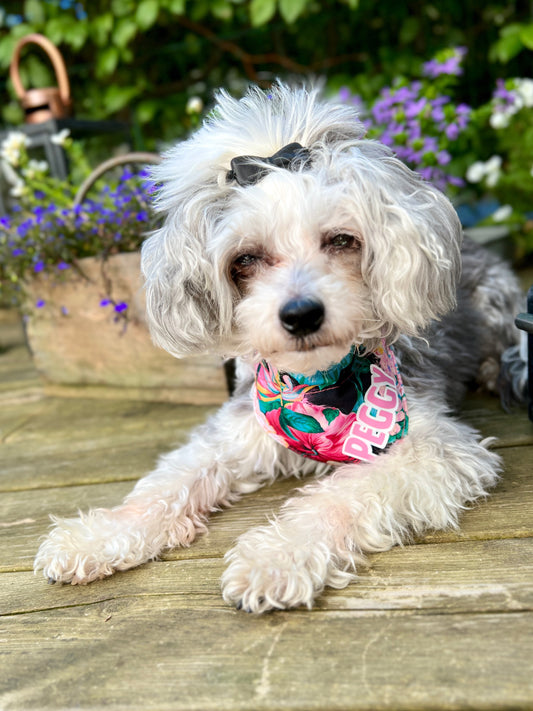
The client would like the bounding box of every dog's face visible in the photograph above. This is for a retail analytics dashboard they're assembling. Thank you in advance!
[221,171,370,374]
[142,84,463,374]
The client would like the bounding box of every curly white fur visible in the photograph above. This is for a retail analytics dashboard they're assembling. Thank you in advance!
[35,82,523,612]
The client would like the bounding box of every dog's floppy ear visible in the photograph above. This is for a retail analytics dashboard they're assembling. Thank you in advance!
[141,224,222,358]
[354,144,462,341]
[140,123,241,358]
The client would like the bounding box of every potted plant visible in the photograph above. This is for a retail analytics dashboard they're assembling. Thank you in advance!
[0,126,227,403]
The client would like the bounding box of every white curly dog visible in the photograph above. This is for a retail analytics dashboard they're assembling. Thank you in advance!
[35,83,524,612]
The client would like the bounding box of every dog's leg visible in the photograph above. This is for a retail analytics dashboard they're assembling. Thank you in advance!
[222,395,502,612]
[35,396,292,585]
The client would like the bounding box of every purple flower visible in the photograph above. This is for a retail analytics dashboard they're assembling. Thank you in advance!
[34,190,46,200]
[12,248,25,256]
[436,150,451,165]
[57,261,70,270]
[61,306,69,315]
[143,180,157,195]
[405,97,426,119]
[422,47,467,78]
[431,104,445,122]
[0,216,11,229]
[445,123,460,140]
[34,260,45,273]
[493,78,515,107]
[114,302,128,313]
[35,299,46,308]
[17,219,34,238]
[447,175,465,188]
[338,87,351,103]
[100,298,111,307]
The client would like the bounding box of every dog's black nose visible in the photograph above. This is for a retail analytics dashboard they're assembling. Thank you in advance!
[279,297,325,337]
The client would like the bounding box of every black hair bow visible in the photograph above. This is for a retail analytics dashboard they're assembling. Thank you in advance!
[227,142,311,187]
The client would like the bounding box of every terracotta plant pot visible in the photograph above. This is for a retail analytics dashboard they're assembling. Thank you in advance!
[23,251,228,404]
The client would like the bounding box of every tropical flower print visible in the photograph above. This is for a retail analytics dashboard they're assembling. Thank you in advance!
[254,342,408,464]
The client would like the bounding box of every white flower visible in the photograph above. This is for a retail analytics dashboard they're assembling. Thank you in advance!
[485,155,502,172]
[0,131,29,166]
[466,161,486,183]
[50,128,71,146]
[485,155,502,187]
[489,110,511,129]
[10,180,27,198]
[23,159,49,179]
[492,204,512,222]
[185,96,204,115]
[516,78,533,108]
[466,155,502,187]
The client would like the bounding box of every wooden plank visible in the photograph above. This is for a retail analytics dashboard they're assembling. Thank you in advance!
[0,346,43,405]
[0,309,24,350]
[1,313,532,711]
[1,441,170,492]
[0,399,47,444]
[3,537,533,617]
[462,393,533,447]
[0,399,213,492]
[2,601,532,711]
[1,442,532,573]
[1,397,213,452]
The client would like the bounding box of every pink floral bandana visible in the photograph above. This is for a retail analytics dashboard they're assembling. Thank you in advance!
[254,342,408,464]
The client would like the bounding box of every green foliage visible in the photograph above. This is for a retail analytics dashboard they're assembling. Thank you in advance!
[0,0,533,259]
[490,22,533,63]
[1,0,531,152]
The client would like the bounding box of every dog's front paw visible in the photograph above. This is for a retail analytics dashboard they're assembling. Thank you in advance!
[221,523,351,613]
[34,514,115,584]
[34,510,144,584]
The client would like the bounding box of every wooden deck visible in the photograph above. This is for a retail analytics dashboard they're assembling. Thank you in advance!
[1,308,532,711]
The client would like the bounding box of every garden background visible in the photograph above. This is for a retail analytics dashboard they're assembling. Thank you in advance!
[1,0,533,301]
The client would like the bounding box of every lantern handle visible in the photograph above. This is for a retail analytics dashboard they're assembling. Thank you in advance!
[10,33,71,106]
[73,152,162,207]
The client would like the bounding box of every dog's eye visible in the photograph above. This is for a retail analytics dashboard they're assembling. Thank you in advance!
[325,233,357,251]
[230,253,263,284]
[234,254,259,268]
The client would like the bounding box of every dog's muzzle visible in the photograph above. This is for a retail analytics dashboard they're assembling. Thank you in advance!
[279,297,325,337]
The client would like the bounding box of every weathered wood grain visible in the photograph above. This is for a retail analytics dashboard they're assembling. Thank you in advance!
[1,397,213,452]
[461,393,533,447]
[0,308,24,350]
[4,536,533,617]
[0,398,213,492]
[2,601,532,711]
[0,345,42,404]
